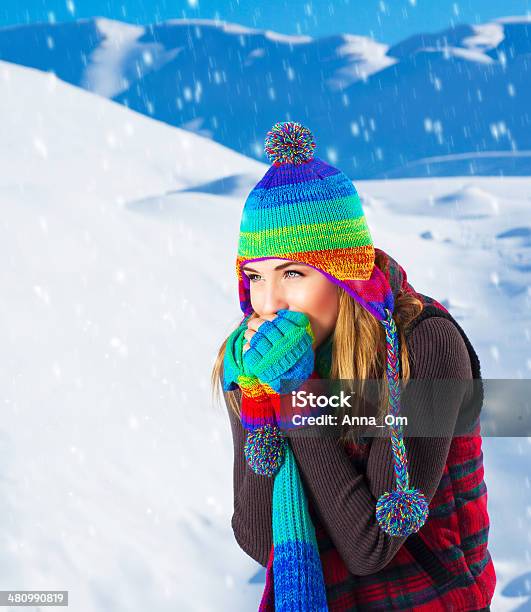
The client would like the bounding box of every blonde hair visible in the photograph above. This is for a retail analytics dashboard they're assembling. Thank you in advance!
[210,251,424,445]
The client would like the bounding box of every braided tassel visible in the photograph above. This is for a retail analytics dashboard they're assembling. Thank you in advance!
[375,308,429,537]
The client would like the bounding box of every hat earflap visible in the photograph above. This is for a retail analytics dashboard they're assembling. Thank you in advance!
[375,309,430,537]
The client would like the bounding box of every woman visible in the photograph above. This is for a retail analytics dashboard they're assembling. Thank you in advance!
[211,121,496,611]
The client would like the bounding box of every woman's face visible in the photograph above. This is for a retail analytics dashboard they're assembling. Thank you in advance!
[242,258,339,348]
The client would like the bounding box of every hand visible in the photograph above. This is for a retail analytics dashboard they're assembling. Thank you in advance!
[242,309,315,393]
[222,312,280,391]
[242,313,278,354]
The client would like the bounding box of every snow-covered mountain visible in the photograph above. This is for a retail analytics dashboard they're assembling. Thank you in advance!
[1,59,531,610]
[1,15,531,178]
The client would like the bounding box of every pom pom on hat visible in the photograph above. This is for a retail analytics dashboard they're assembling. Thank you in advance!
[264,121,316,166]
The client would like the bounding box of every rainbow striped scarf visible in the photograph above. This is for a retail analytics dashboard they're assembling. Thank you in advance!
[238,371,328,611]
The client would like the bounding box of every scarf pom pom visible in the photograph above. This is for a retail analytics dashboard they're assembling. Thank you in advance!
[375,489,429,536]
[244,424,286,477]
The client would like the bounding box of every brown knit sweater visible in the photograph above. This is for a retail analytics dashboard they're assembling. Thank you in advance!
[224,316,474,575]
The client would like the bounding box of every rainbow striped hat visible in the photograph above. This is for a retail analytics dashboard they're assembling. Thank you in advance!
[236,121,395,322]
[234,121,429,543]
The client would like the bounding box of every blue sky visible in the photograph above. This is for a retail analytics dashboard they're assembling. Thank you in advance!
[1,1,530,43]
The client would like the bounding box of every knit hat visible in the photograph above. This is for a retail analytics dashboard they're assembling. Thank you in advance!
[235,120,429,539]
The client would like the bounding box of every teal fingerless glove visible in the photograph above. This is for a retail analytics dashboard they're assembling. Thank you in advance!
[242,309,315,393]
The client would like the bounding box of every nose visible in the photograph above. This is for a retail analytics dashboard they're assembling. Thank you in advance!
[260,279,289,316]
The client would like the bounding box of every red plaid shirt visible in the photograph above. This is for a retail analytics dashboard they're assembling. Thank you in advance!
[308,420,495,611]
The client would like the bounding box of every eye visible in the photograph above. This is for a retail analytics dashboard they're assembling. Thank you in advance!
[284,270,303,279]
[245,270,304,282]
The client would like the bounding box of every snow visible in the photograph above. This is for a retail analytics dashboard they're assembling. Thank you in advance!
[1,59,531,611]
[462,23,506,51]
[165,18,258,36]
[430,45,496,64]
[263,30,313,44]
[81,18,143,97]
[495,15,531,24]
[407,22,505,65]
[81,18,182,98]
[387,183,500,219]
[163,17,313,43]
[0,61,261,200]
[1,59,266,611]
[326,34,398,89]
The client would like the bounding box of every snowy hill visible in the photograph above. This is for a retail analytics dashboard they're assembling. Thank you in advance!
[1,15,531,178]
[0,59,267,611]
[1,60,530,610]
